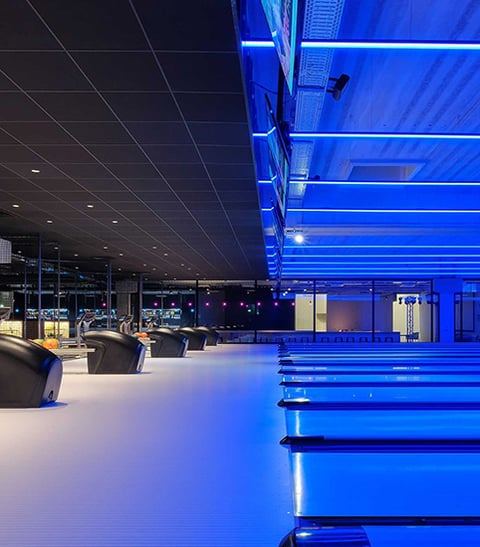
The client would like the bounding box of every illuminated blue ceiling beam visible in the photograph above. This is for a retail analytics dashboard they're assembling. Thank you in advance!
[253,132,480,139]
[242,40,480,51]
[287,208,480,213]
[282,254,480,258]
[283,245,480,249]
[288,180,480,187]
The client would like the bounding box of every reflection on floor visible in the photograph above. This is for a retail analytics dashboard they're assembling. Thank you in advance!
[0,344,292,547]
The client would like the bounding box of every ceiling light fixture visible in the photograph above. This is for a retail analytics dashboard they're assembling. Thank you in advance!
[46,219,53,223]
[12,204,19,208]
[241,40,480,51]
[288,208,480,213]
[31,169,40,173]
[87,204,94,208]
[294,233,305,243]
[288,179,480,187]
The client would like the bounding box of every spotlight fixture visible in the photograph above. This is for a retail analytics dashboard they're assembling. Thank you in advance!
[327,73,350,100]
[294,233,305,244]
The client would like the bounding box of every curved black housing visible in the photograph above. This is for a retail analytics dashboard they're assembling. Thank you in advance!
[147,327,189,357]
[175,327,207,350]
[83,330,146,374]
[0,334,62,407]
[194,326,219,346]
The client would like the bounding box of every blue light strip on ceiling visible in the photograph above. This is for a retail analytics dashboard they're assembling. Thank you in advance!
[288,208,480,213]
[301,40,480,50]
[283,244,480,249]
[282,254,480,258]
[290,132,480,140]
[287,180,480,187]
[242,40,480,51]
[253,132,480,139]
[281,261,480,265]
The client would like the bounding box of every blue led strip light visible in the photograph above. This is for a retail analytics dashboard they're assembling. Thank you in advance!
[242,40,480,50]
[253,132,480,139]
[288,208,480,213]
[288,180,480,186]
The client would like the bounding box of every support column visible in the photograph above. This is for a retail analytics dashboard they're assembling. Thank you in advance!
[433,277,463,343]
[37,236,43,339]
[106,259,112,330]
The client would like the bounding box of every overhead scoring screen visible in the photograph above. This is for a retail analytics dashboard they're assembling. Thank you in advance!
[260,0,298,94]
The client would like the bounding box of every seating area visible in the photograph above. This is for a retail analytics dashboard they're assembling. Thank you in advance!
[0,326,219,405]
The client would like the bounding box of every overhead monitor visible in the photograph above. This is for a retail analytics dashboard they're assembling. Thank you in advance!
[260,0,299,94]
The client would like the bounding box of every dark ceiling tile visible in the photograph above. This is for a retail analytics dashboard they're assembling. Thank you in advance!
[122,178,170,191]
[188,122,252,145]
[212,178,255,191]
[206,163,255,179]
[176,191,219,201]
[87,145,147,163]
[0,73,18,90]
[199,145,253,164]
[1,122,76,144]
[0,93,51,121]
[157,163,207,179]
[103,92,181,122]
[158,52,242,93]
[143,145,200,164]
[175,93,248,123]
[31,145,95,163]
[74,179,124,192]
[165,178,212,191]
[0,145,43,162]
[61,122,135,145]
[125,122,192,145]
[73,52,167,92]
[33,0,147,50]
[134,0,237,51]
[33,179,89,192]
[0,129,16,144]
[187,202,224,212]
[54,163,113,178]
[0,1,61,49]
[107,163,160,179]
[0,178,37,191]
[31,92,117,122]
[0,53,91,91]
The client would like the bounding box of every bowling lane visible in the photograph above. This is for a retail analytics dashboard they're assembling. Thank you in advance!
[280,402,480,439]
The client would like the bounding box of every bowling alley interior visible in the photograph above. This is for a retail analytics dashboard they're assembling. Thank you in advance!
[1,1,480,546]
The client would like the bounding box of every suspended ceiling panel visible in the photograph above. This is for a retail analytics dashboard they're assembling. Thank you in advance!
[0,0,267,280]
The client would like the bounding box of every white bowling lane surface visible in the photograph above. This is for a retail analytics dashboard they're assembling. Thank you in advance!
[0,344,292,547]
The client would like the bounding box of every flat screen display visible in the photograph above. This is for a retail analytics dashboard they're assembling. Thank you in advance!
[265,95,290,220]
[260,0,299,94]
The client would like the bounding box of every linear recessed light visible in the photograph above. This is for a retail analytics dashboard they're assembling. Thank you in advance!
[283,244,480,249]
[288,208,480,213]
[242,40,480,51]
[300,40,480,51]
[288,179,480,187]
[291,132,480,140]
[253,132,480,140]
